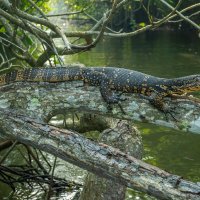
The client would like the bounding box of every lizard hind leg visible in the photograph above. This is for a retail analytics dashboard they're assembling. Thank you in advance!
[100,86,120,104]
[145,93,179,121]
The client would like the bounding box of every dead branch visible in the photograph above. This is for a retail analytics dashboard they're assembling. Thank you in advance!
[0,165,80,191]
[0,140,81,193]
[0,110,199,200]
[52,3,200,39]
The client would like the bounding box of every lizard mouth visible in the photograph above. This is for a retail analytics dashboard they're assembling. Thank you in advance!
[184,86,200,93]
[176,84,200,94]
[170,85,200,95]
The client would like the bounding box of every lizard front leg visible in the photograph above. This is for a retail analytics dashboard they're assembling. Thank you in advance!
[99,77,126,114]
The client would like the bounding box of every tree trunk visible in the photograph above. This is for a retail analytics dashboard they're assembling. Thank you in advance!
[79,120,143,200]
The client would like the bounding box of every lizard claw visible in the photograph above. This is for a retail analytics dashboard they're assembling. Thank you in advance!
[106,103,126,115]
[118,102,126,114]
[142,93,180,122]
[162,106,180,122]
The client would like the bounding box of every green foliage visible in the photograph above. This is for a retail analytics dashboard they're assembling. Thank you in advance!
[65,0,91,10]
[19,0,51,13]
[0,0,51,70]
[130,19,137,30]
[64,0,111,19]
[23,35,33,46]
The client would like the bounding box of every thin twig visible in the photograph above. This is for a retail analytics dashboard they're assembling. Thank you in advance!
[153,0,183,27]
[24,145,48,175]
[168,10,200,23]
[46,156,58,200]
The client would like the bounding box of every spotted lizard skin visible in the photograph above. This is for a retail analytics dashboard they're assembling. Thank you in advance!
[1,66,200,112]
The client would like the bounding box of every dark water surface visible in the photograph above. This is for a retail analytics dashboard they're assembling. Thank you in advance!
[0,31,200,199]
[66,31,200,77]
[65,31,200,180]
[66,31,200,199]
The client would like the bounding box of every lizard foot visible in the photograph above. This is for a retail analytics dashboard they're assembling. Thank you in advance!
[141,94,180,122]
[106,98,126,114]
[106,102,126,115]
[163,107,180,122]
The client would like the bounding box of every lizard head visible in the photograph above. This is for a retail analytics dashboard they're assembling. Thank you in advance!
[182,75,200,93]
[166,74,200,95]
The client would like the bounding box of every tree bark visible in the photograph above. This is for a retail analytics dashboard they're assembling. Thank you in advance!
[0,110,199,200]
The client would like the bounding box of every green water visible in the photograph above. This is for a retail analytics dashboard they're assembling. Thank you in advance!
[65,31,200,181]
[0,31,200,199]
[66,31,200,77]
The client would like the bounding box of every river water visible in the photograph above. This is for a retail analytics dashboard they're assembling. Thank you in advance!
[66,31,200,77]
[65,31,200,197]
[0,30,200,199]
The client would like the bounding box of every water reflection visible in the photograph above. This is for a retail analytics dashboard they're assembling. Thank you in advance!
[65,31,200,77]
[140,123,200,182]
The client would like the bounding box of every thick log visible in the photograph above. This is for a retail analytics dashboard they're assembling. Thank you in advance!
[0,110,199,200]
[0,78,199,133]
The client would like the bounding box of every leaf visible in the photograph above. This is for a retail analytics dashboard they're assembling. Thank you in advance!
[139,22,146,27]
[0,27,6,33]
[23,35,33,46]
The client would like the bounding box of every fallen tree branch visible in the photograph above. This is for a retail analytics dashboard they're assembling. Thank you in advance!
[0,67,199,133]
[0,110,199,200]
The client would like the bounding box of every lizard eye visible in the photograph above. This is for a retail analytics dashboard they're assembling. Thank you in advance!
[195,76,200,82]
[191,76,200,82]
